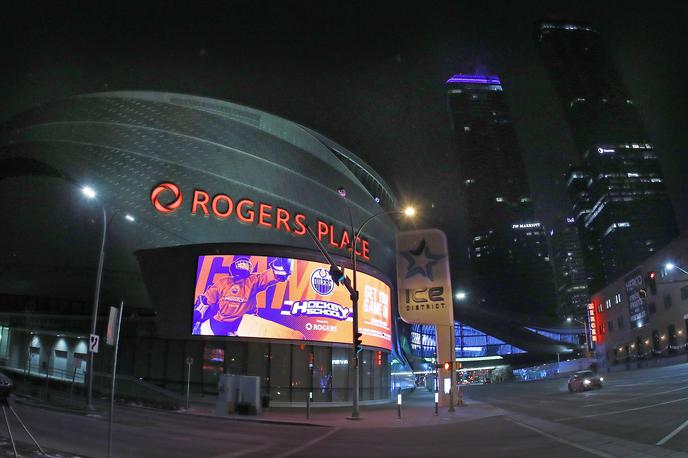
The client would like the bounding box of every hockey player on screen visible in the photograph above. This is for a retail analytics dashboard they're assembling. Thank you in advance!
[193,256,292,336]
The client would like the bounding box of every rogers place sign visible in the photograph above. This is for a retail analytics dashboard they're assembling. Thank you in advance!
[150,182,371,261]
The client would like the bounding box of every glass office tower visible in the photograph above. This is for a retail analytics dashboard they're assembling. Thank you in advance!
[447,75,556,316]
[537,23,678,288]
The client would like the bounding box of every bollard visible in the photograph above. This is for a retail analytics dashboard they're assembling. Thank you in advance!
[397,393,402,419]
[434,392,438,416]
[306,392,312,419]
[45,371,50,402]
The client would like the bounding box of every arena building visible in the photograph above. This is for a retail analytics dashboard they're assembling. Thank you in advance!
[0,91,400,405]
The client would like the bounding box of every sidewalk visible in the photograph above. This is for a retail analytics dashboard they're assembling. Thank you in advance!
[185,390,503,429]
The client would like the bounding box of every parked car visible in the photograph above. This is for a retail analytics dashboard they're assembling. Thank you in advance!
[568,370,604,392]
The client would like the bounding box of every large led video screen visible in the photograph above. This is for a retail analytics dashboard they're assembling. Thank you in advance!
[192,254,392,350]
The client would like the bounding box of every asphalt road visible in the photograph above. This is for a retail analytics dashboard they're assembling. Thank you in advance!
[5,362,688,457]
[465,361,688,453]
[0,394,608,458]
[1,396,598,458]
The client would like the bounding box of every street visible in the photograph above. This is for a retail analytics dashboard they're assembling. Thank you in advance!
[3,362,688,457]
[466,361,688,453]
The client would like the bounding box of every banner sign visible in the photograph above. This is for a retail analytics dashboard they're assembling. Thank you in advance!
[396,229,454,326]
[625,269,647,325]
[192,254,392,350]
[587,303,598,344]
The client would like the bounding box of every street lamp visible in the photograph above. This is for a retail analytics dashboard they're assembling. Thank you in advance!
[665,262,688,276]
[338,189,415,419]
[455,291,467,301]
[567,316,590,358]
[81,185,135,410]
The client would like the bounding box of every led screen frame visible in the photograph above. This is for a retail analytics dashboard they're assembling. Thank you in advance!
[192,254,392,350]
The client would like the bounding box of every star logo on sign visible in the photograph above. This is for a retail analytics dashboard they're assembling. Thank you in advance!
[400,239,445,280]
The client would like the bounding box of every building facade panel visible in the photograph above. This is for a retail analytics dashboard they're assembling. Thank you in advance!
[0,92,398,404]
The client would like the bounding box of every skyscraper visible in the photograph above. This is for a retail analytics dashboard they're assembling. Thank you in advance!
[446,74,556,316]
[550,216,590,318]
[537,22,679,288]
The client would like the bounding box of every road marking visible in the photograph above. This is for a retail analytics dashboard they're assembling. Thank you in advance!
[584,384,688,408]
[556,395,688,421]
[656,418,688,446]
[507,418,615,457]
[274,427,340,458]
[613,383,646,387]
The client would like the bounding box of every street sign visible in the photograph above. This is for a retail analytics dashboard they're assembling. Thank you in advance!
[186,357,193,365]
[106,306,119,345]
[89,334,100,353]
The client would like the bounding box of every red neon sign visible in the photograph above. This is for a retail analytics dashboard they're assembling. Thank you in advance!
[151,182,183,213]
[587,302,602,344]
[150,182,371,261]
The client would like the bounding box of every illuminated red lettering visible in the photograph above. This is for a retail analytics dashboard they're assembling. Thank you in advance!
[293,214,307,235]
[354,236,363,256]
[317,221,329,241]
[360,239,370,260]
[236,199,255,223]
[275,208,291,232]
[328,224,338,248]
[211,194,234,218]
[258,203,273,228]
[339,230,351,250]
[192,190,210,216]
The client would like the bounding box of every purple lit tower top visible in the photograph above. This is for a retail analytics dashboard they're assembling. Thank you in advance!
[446,74,501,85]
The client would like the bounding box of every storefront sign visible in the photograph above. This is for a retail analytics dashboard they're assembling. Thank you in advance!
[587,303,598,343]
[150,182,370,260]
[625,269,647,324]
[192,254,391,350]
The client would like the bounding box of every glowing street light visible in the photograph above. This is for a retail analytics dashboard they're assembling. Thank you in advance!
[81,186,97,199]
[455,291,467,301]
[403,206,416,217]
[665,262,688,275]
[124,214,136,222]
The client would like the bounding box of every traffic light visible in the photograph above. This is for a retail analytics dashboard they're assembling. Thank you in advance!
[648,271,657,295]
[329,265,346,285]
[443,361,451,371]
[355,332,363,354]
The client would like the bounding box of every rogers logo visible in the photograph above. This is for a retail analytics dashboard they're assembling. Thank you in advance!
[151,182,183,213]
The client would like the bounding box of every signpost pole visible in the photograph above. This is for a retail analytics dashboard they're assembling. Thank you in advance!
[185,357,193,410]
[448,327,455,412]
[107,301,124,458]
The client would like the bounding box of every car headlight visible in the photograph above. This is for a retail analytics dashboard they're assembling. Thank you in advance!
[583,379,591,385]
[599,377,604,382]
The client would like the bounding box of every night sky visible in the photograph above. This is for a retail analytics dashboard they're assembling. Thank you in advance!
[2,1,687,282]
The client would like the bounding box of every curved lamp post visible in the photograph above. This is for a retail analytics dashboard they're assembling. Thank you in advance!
[337,187,415,419]
[81,185,135,410]
[567,316,590,358]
